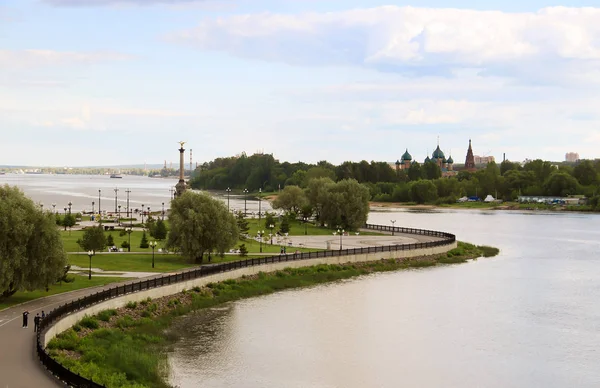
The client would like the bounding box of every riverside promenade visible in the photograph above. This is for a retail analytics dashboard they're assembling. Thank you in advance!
[0,231,444,388]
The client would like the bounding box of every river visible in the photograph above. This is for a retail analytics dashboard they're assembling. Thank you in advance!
[168,209,600,388]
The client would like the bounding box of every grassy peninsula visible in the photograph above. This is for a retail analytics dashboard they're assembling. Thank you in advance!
[47,242,499,388]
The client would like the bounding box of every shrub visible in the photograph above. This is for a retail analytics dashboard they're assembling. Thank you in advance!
[478,245,500,257]
[126,301,137,309]
[97,309,117,322]
[79,316,99,330]
[121,241,130,249]
[140,297,152,306]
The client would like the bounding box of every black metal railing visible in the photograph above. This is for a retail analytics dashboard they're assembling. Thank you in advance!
[37,223,455,387]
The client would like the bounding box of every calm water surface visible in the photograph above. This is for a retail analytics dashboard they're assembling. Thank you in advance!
[168,209,600,388]
[0,174,271,214]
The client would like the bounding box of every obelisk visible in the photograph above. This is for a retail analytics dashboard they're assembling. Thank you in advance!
[175,141,187,197]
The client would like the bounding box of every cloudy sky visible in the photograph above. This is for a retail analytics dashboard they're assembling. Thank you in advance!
[2,0,600,167]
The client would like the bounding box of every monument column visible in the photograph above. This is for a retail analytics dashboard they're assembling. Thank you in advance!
[175,142,187,197]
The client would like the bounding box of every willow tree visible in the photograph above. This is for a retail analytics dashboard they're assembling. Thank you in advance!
[0,185,67,299]
[167,191,238,263]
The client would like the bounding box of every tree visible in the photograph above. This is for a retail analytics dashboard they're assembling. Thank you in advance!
[305,177,334,222]
[78,226,108,253]
[409,180,438,204]
[320,179,370,230]
[544,171,578,197]
[573,160,598,186]
[107,234,114,246]
[140,231,149,249]
[238,244,248,257]
[273,185,308,213]
[62,213,76,233]
[167,191,239,263]
[153,219,168,241]
[279,217,290,234]
[407,162,423,181]
[0,185,67,299]
[423,161,441,180]
[264,211,276,229]
[235,211,249,238]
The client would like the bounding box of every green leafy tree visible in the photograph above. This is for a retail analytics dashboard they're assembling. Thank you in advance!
[573,160,598,186]
[153,219,168,241]
[407,162,423,181]
[77,226,108,253]
[279,217,290,234]
[320,179,370,230]
[168,191,239,263]
[273,185,308,213]
[423,161,442,180]
[409,180,439,204]
[62,213,76,233]
[107,234,114,246]
[544,171,579,197]
[0,185,67,299]
[238,244,248,257]
[235,211,250,238]
[140,231,149,249]
[264,211,276,230]
[305,177,334,222]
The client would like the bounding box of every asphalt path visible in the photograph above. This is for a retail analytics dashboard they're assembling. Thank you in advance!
[0,232,443,388]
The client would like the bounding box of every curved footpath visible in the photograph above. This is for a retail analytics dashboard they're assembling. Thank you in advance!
[0,231,447,388]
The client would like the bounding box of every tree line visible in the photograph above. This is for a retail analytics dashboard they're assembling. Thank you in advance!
[191,153,600,209]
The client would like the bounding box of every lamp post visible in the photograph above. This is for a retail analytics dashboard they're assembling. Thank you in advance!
[150,241,157,268]
[40,203,44,212]
[52,203,56,214]
[258,188,262,226]
[147,206,151,221]
[257,230,264,253]
[126,189,131,220]
[303,217,308,235]
[118,205,122,223]
[391,220,396,236]
[87,250,94,280]
[269,224,274,244]
[126,227,132,252]
[63,207,67,215]
[243,188,248,216]
[141,204,145,224]
[162,202,165,221]
[98,189,101,217]
[169,187,175,200]
[92,201,95,215]
[68,201,72,214]
[335,228,344,251]
[226,187,232,212]
[114,188,119,214]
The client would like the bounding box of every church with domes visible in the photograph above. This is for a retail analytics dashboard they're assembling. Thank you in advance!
[394,139,460,178]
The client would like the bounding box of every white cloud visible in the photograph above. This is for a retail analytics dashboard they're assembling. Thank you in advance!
[171,6,600,84]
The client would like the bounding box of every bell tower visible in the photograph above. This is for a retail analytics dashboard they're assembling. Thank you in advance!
[464,139,476,171]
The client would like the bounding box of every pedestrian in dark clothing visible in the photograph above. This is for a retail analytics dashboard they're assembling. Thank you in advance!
[41,310,46,319]
[22,311,29,328]
[34,314,40,332]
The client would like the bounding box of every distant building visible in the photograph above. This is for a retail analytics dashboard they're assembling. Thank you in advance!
[474,155,495,165]
[393,140,456,177]
[565,152,580,162]
[464,139,476,171]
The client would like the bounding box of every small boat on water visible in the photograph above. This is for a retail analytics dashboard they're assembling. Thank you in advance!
[110,174,123,179]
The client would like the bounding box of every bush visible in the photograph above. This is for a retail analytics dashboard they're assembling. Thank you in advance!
[97,309,117,322]
[139,231,149,249]
[126,301,137,309]
[478,245,500,257]
[121,241,130,249]
[238,244,248,257]
[79,316,99,330]
[107,234,114,246]
[140,297,152,306]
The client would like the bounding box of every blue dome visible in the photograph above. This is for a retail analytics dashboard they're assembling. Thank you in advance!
[401,149,412,161]
[424,156,431,163]
[447,155,454,164]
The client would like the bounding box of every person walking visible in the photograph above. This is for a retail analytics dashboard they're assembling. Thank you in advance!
[41,310,46,319]
[22,311,29,328]
[34,314,40,332]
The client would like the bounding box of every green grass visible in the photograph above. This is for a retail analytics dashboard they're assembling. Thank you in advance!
[61,230,165,253]
[0,276,130,311]
[245,218,383,237]
[48,242,499,388]
[68,253,193,273]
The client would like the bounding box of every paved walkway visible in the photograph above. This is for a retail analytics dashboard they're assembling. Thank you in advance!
[0,232,443,388]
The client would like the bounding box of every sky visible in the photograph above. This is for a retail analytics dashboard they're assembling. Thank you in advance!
[2,0,600,167]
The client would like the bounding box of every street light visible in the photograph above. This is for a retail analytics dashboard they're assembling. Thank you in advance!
[226,187,232,212]
[87,250,94,280]
[118,205,122,221]
[258,188,262,226]
[335,228,345,251]
[52,203,56,214]
[141,204,145,224]
[303,217,308,235]
[40,203,44,211]
[257,230,264,253]
[68,201,72,214]
[391,220,396,236]
[114,188,119,214]
[126,189,131,220]
[162,202,165,221]
[98,189,102,224]
[269,224,275,244]
[92,201,95,215]
[126,227,133,252]
[243,188,249,216]
[150,241,157,268]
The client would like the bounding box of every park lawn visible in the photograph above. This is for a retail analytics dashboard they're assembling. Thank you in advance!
[67,254,193,273]
[0,276,130,312]
[60,230,165,253]
[235,238,323,254]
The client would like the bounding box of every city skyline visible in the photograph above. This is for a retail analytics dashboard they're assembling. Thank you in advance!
[2,0,600,166]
